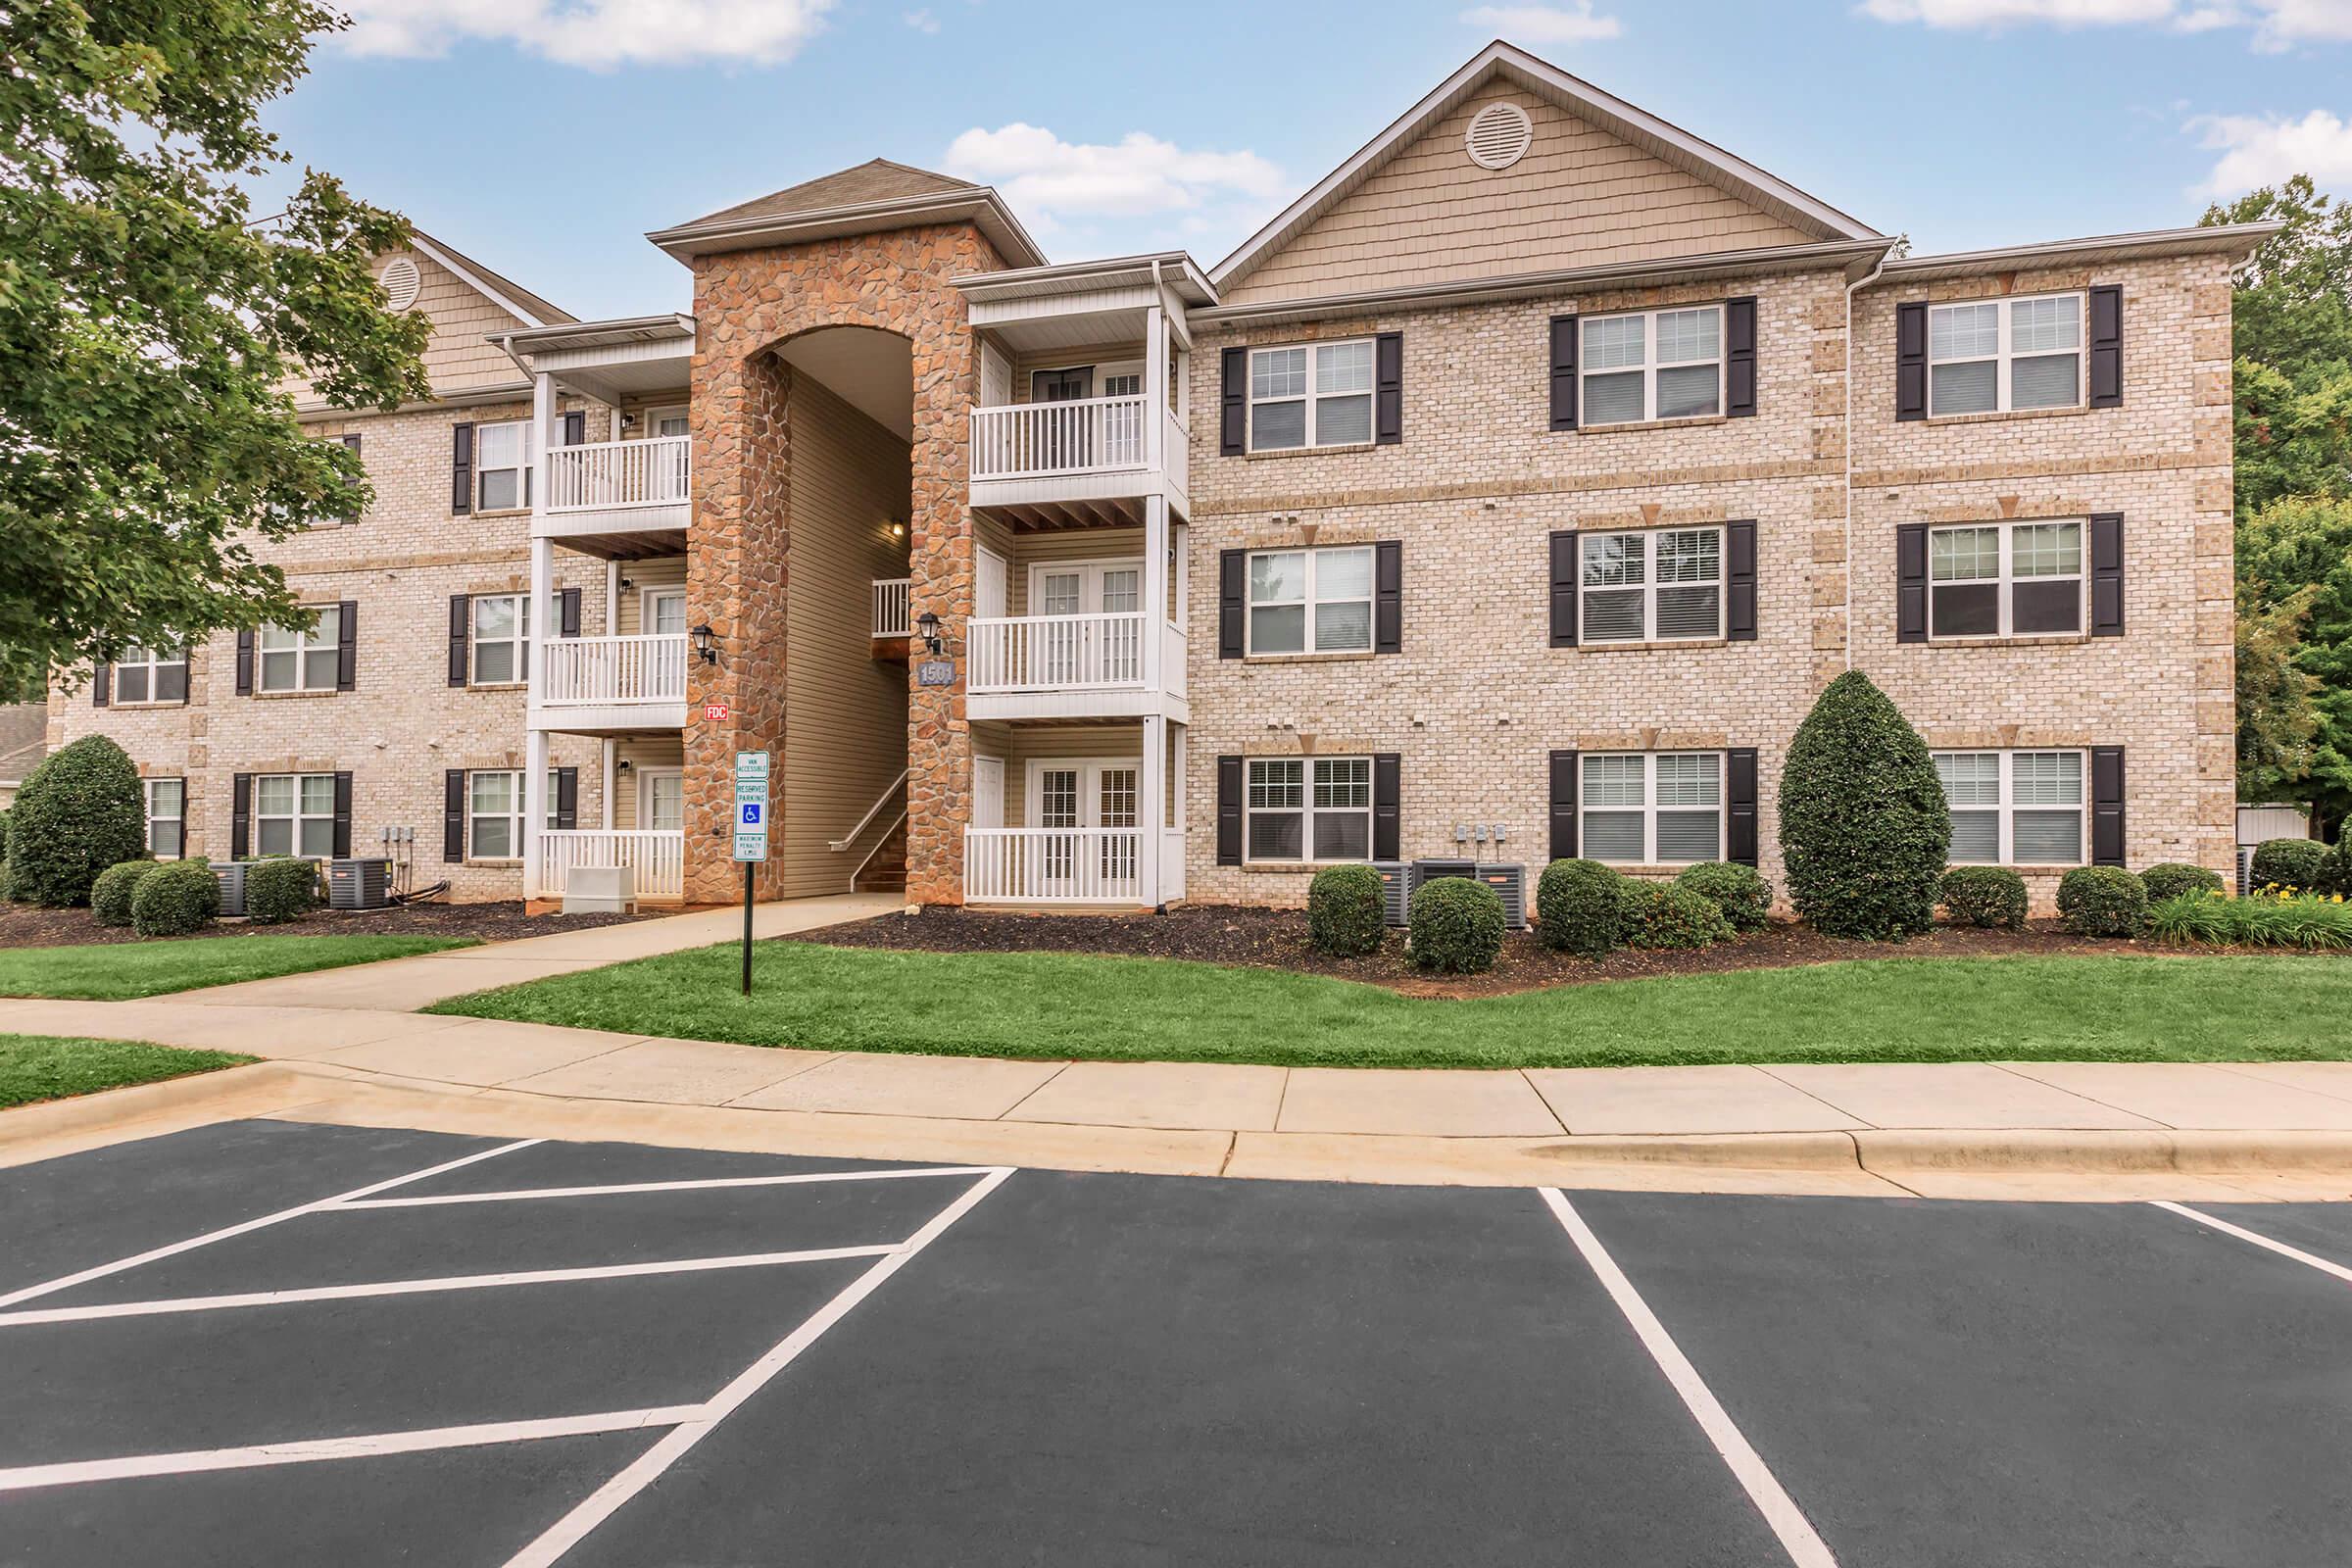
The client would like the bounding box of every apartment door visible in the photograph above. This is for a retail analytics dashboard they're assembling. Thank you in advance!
[642,587,687,637]
[1032,366,1093,469]
[976,547,1009,620]
[1098,361,1145,466]
[973,757,1005,830]
[1031,561,1143,684]
[1029,759,1141,895]
[638,768,684,833]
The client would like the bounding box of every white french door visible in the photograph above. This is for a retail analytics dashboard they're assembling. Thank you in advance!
[1030,560,1143,684]
[1029,758,1141,891]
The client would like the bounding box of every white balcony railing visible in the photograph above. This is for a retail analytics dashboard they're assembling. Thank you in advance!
[967,612,1144,693]
[1163,408,1188,495]
[1160,621,1189,698]
[970,396,1148,481]
[872,578,910,639]
[545,435,691,513]
[965,828,1141,903]
[539,634,689,707]
[536,829,684,901]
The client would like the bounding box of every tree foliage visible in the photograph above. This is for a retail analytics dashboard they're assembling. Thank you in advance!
[0,0,430,697]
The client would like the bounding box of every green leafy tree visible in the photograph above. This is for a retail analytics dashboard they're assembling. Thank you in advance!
[0,1,430,698]
[2239,495,2352,825]
[1778,670,1950,941]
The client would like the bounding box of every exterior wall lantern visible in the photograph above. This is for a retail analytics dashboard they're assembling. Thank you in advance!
[914,611,944,655]
[689,623,718,664]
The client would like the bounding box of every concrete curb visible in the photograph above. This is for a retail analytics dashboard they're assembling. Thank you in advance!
[0,1063,320,1168]
[1853,1128,2352,1175]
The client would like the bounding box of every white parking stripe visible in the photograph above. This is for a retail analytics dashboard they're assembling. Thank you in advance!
[1542,1190,1839,1568]
[0,1245,902,1328]
[337,1165,998,1209]
[0,1406,707,1493]
[0,1139,543,1310]
[2152,1200,2352,1286]
[503,1166,1016,1568]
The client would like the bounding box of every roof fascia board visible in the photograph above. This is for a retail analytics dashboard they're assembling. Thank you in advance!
[1873,221,2283,282]
[407,232,553,329]
[295,381,534,417]
[952,252,1216,304]
[647,188,1046,269]
[495,314,695,350]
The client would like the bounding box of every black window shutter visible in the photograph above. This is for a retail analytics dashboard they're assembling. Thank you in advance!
[335,600,357,691]
[1725,296,1758,418]
[1218,549,1247,660]
[91,663,110,707]
[1896,523,1929,643]
[230,773,252,859]
[1372,753,1400,860]
[444,770,466,861]
[2089,512,2125,636]
[1895,303,1928,421]
[560,587,583,638]
[1547,531,1579,647]
[1374,541,1402,654]
[2091,747,2126,867]
[235,629,255,695]
[448,595,470,687]
[561,411,586,446]
[451,421,475,514]
[1374,332,1402,446]
[1219,348,1248,456]
[340,433,365,522]
[331,771,353,858]
[1726,520,1757,641]
[1548,750,1579,862]
[555,766,579,830]
[1727,748,1759,867]
[2087,284,2123,409]
[1547,315,1578,431]
[1215,756,1245,865]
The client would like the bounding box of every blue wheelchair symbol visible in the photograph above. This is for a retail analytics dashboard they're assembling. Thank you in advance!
[740,804,762,825]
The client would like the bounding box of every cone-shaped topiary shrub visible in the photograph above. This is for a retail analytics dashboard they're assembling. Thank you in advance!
[130,857,220,938]
[245,857,322,925]
[1674,861,1772,932]
[2250,838,2328,892]
[1306,864,1385,957]
[1778,670,1949,940]
[90,858,158,927]
[2057,865,2146,937]
[1536,858,1625,956]
[1408,876,1506,974]
[2139,862,2225,904]
[1938,865,2027,929]
[7,736,147,906]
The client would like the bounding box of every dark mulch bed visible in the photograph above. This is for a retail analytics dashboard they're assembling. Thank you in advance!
[0,898,652,951]
[815,904,2186,998]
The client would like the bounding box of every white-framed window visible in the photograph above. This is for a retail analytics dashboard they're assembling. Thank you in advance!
[1928,519,2085,639]
[470,594,529,685]
[255,773,336,858]
[1582,305,1724,426]
[466,769,564,860]
[145,778,184,859]
[1936,750,2085,865]
[1247,546,1374,655]
[257,606,341,693]
[1248,339,1375,452]
[1246,757,1373,862]
[474,419,530,512]
[1928,293,2082,416]
[1580,527,1724,643]
[1581,753,1724,864]
[114,644,186,704]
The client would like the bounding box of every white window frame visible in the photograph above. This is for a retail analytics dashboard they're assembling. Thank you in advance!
[466,768,563,861]
[254,772,337,858]
[1927,292,2085,416]
[469,593,530,686]
[642,405,690,440]
[474,418,531,512]
[640,585,688,637]
[146,777,185,859]
[1245,545,1376,656]
[1935,749,2088,867]
[1927,519,2087,641]
[257,607,341,693]
[1243,756,1374,865]
[114,644,187,705]
[1246,338,1376,453]
[1578,527,1726,645]
[1580,305,1725,427]
[637,766,685,832]
[1579,752,1726,866]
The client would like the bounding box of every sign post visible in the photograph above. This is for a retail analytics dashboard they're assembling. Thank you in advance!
[732,751,771,995]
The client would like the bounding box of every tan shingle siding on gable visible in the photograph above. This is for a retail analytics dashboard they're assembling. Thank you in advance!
[1222,81,1816,306]
[279,247,533,408]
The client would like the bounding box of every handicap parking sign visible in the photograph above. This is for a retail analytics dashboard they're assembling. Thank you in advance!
[740,803,762,826]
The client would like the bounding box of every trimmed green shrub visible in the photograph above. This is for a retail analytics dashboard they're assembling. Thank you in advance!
[5,735,147,906]
[2319,836,2352,898]
[2250,837,2329,893]
[2150,889,2352,950]
[2056,865,2146,938]
[1675,861,1772,932]
[1622,882,1736,950]
[89,858,157,927]
[1306,864,1385,958]
[1536,858,1625,956]
[1778,670,1949,941]
[1407,876,1506,974]
[2139,862,2226,904]
[130,857,220,939]
[245,857,321,925]
[1938,865,2028,930]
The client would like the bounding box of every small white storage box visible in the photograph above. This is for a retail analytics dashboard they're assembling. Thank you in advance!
[563,865,637,915]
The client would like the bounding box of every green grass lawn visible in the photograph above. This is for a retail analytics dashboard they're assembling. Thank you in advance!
[0,936,478,1001]
[426,940,2352,1069]
[0,1035,254,1109]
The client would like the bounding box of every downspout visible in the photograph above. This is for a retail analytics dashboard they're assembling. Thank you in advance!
[1843,246,1892,671]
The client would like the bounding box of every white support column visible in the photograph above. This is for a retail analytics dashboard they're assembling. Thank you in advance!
[1141,492,1167,694]
[522,727,550,901]
[1171,721,1188,899]
[1140,715,1165,909]
[601,739,616,830]
[1144,304,1166,473]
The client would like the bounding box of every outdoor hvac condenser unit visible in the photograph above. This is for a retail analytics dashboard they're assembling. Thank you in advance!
[1474,863,1528,929]
[1371,861,1411,926]
[1408,858,1477,898]
[212,862,248,918]
[326,858,392,910]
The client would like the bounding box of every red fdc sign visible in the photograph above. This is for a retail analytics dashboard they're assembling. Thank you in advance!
[704,703,730,722]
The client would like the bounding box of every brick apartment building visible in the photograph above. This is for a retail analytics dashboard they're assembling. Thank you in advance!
[50,41,2271,914]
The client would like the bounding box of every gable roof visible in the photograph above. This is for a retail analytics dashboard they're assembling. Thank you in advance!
[678,159,972,230]
[1213,39,1877,290]
[649,159,1047,269]
[407,229,572,327]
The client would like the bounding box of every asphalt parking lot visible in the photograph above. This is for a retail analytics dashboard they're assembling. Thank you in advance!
[6,1120,2352,1566]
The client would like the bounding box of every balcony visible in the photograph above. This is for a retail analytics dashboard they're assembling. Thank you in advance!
[534,829,684,903]
[970,612,1141,687]
[537,435,691,543]
[872,578,910,639]
[531,633,689,731]
[965,400,1189,525]
[964,828,1141,905]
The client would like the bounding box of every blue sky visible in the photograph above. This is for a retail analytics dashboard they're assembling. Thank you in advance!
[257,0,2352,321]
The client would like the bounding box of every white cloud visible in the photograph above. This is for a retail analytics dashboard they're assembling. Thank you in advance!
[1458,2,1623,41]
[1859,0,2352,45]
[903,8,939,31]
[2190,108,2352,196]
[943,123,1285,221]
[337,0,832,69]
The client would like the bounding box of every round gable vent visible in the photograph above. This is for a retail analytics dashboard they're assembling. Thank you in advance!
[1464,101,1534,171]
[378,255,421,313]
